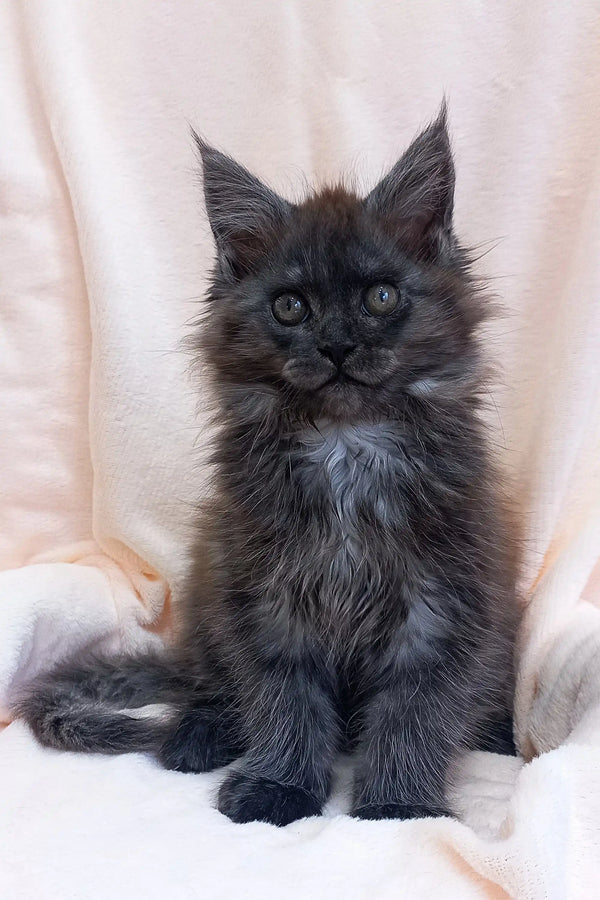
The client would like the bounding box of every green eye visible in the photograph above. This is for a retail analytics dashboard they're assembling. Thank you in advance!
[272,293,309,326]
[363,283,399,317]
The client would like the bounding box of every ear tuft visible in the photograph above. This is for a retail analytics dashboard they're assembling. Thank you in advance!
[191,129,292,278]
[366,103,456,261]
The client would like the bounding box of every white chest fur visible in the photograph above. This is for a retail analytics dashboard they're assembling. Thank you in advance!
[296,421,406,523]
[287,422,444,645]
[288,421,409,633]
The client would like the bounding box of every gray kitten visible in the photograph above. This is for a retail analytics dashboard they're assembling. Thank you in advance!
[18,106,518,826]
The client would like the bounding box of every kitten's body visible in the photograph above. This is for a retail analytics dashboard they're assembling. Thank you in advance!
[18,108,518,826]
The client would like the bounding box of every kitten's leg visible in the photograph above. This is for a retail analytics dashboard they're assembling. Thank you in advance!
[157,692,245,773]
[352,651,477,821]
[217,651,338,826]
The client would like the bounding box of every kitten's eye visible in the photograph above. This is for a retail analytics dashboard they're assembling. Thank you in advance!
[271,293,309,326]
[363,283,399,317]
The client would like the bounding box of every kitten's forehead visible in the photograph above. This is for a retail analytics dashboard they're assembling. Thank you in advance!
[294,185,365,244]
[277,187,388,286]
[300,184,363,219]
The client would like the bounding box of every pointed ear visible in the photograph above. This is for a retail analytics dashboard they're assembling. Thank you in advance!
[366,104,455,260]
[192,130,292,278]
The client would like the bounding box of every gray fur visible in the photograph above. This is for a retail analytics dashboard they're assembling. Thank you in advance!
[17,107,518,827]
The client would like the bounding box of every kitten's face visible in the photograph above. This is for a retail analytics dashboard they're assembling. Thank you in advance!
[196,107,483,422]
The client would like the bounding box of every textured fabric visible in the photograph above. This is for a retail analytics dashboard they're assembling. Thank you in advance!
[1,1,599,897]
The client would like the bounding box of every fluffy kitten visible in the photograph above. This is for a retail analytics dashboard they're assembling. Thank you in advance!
[18,106,518,826]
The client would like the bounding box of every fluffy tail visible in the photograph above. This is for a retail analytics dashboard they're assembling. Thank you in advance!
[15,652,193,754]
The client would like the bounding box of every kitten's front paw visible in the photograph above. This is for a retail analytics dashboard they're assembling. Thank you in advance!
[218,771,321,826]
[352,801,448,821]
[158,712,240,773]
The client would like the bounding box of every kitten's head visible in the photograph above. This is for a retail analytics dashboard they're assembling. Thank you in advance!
[195,106,485,424]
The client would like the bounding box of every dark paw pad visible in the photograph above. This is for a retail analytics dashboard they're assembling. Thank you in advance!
[218,772,321,826]
[158,712,240,773]
[352,801,448,821]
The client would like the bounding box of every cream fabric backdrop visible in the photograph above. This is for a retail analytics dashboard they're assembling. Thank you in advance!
[1,1,599,898]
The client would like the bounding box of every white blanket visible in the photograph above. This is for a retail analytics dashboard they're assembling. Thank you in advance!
[1,1,599,897]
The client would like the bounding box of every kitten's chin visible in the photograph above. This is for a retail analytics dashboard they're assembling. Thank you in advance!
[281,361,390,422]
[307,379,377,422]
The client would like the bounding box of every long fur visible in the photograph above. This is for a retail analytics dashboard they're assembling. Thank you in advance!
[17,106,518,826]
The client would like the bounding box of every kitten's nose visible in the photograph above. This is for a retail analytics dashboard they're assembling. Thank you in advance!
[319,343,356,369]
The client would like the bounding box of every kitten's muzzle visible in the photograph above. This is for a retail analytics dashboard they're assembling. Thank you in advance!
[317,343,368,387]
[317,343,357,369]
[320,372,364,388]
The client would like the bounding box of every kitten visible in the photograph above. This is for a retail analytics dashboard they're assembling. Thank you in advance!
[17,105,518,826]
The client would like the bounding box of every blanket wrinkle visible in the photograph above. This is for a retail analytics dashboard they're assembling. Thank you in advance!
[27,539,171,625]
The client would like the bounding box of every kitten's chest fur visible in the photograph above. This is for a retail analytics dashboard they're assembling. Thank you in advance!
[283,420,411,635]
[296,420,407,525]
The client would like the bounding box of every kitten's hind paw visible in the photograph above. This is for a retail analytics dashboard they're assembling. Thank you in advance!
[218,772,321,826]
[157,710,241,773]
[352,801,448,821]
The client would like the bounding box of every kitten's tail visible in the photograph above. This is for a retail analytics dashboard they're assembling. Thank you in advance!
[14,652,192,754]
